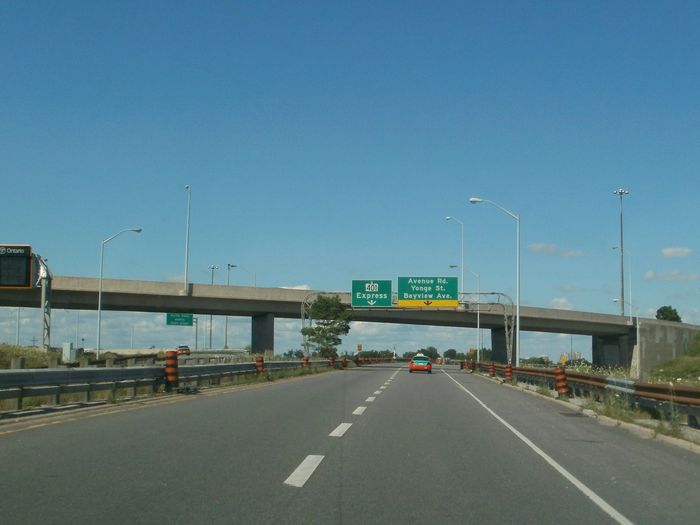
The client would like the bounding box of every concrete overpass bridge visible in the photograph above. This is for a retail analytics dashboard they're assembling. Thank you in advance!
[1,276,698,379]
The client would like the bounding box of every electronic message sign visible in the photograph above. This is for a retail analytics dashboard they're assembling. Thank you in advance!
[0,245,32,288]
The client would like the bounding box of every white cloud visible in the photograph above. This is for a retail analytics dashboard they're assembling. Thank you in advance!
[644,270,699,282]
[560,249,584,258]
[528,243,557,254]
[550,298,574,310]
[661,247,692,258]
[528,243,583,257]
[349,321,385,336]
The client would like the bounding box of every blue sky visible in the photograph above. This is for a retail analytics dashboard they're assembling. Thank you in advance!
[2,1,699,359]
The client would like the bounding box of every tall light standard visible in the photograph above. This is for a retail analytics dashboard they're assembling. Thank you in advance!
[613,246,633,322]
[445,217,464,298]
[613,188,629,317]
[183,185,192,294]
[208,264,219,349]
[469,197,520,365]
[97,227,143,358]
[224,263,236,349]
[450,264,481,360]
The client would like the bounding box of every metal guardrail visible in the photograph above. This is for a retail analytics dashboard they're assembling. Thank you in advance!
[0,359,330,414]
[474,362,700,428]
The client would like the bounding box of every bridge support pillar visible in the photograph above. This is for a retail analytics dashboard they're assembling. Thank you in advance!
[252,313,275,354]
[490,328,513,364]
[592,333,634,371]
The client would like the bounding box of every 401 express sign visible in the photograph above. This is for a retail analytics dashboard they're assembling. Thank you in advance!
[351,280,392,308]
[397,277,458,308]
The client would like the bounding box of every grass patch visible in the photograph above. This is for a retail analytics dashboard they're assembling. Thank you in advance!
[650,356,700,387]
[655,402,684,439]
[582,392,646,424]
[535,380,553,397]
[0,344,56,369]
[565,362,632,379]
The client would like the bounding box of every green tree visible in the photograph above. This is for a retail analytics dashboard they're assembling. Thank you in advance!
[443,348,457,359]
[301,295,351,357]
[656,305,682,322]
[480,348,493,361]
[418,346,440,360]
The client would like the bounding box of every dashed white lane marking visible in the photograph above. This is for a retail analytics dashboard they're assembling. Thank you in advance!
[442,371,633,525]
[329,423,352,437]
[366,396,376,402]
[353,406,367,416]
[373,390,383,395]
[380,386,387,389]
[284,455,325,488]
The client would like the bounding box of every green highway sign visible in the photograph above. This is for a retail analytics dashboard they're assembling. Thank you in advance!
[351,280,393,308]
[166,313,193,326]
[397,277,459,308]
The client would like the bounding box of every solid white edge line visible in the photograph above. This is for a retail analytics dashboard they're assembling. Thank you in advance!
[284,455,325,488]
[329,422,352,437]
[442,371,633,525]
[353,406,367,415]
[366,396,376,402]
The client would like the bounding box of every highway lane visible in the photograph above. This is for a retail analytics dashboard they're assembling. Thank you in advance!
[1,364,699,524]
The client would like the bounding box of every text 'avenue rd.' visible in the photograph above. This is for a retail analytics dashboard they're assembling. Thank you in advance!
[397,277,458,308]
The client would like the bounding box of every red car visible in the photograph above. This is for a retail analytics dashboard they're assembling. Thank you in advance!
[409,355,432,373]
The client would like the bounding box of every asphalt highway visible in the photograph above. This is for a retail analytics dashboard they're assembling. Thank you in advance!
[1,364,699,524]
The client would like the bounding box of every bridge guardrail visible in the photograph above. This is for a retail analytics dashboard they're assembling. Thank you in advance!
[473,362,700,428]
[0,359,330,415]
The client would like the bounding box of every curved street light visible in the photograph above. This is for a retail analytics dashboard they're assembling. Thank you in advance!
[450,264,481,359]
[225,263,236,349]
[208,264,219,349]
[613,188,629,316]
[469,197,520,365]
[97,227,143,358]
[183,185,192,293]
[445,216,464,297]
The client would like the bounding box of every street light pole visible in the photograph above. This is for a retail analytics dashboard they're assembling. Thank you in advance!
[467,268,481,360]
[208,264,219,349]
[97,227,143,358]
[184,185,192,294]
[469,197,520,365]
[613,188,629,317]
[445,217,464,298]
[225,263,237,349]
[15,307,20,346]
[613,246,633,322]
